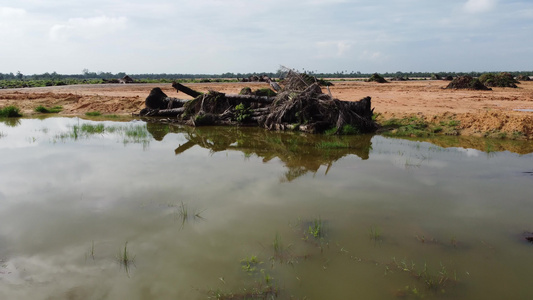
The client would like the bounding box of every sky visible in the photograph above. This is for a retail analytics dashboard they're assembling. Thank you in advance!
[0,0,532,75]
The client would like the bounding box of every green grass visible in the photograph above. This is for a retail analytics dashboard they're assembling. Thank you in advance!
[240,255,263,273]
[381,116,461,137]
[388,259,458,294]
[368,225,382,242]
[273,232,283,254]
[117,241,135,268]
[80,123,105,134]
[85,111,102,117]
[170,201,204,228]
[0,106,22,118]
[56,123,151,146]
[307,217,324,239]
[35,105,63,114]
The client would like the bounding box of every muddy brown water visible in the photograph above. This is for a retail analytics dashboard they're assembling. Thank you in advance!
[1,117,533,299]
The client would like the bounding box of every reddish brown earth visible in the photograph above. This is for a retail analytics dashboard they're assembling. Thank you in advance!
[1,80,532,139]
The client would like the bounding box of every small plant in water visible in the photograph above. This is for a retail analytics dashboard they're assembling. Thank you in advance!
[307,217,324,239]
[368,225,382,242]
[117,241,135,269]
[388,258,458,294]
[240,255,263,273]
[273,232,283,254]
[172,201,204,228]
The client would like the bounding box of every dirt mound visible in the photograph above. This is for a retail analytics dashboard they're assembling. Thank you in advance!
[445,76,491,90]
[455,111,533,138]
[479,72,519,88]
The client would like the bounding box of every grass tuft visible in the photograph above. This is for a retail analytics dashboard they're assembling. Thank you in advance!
[35,105,62,114]
[307,217,324,239]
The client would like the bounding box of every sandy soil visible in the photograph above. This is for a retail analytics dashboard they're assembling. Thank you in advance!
[1,80,533,139]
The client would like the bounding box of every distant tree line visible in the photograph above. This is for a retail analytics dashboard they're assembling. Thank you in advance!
[1,70,531,89]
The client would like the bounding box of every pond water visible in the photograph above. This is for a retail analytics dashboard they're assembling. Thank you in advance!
[1,117,533,300]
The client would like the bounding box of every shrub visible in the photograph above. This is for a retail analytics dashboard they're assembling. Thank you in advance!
[479,72,519,88]
[0,106,22,117]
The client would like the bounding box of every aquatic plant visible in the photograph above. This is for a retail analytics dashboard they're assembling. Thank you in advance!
[368,226,382,242]
[117,241,135,269]
[388,258,458,294]
[307,217,324,239]
[171,201,204,228]
[273,232,283,254]
[80,123,105,134]
[0,105,22,118]
[206,259,278,299]
[240,255,263,273]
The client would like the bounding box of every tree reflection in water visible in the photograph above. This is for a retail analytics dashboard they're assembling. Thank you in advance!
[146,122,372,182]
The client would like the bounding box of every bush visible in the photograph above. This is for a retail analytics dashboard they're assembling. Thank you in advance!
[479,72,519,88]
[0,106,22,117]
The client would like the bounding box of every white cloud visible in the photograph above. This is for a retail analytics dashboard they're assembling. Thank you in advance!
[360,50,385,61]
[49,15,128,42]
[315,41,353,58]
[0,6,26,18]
[463,0,497,14]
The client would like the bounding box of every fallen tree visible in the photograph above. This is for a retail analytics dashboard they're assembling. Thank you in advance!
[138,69,378,134]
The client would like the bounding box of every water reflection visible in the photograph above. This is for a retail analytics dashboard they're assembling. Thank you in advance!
[146,123,373,181]
[0,118,21,127]
[2,118,533,299]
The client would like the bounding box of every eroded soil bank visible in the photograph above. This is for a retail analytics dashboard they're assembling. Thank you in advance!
[1,80,532,139]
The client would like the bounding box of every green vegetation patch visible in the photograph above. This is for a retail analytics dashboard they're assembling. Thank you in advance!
[0,106,22,118]
[254,88,277,97]
[35,105,63,114]
[381,116,461,137]
[479,72,519,88]
[234,103,251,123]
[85,111,102,117]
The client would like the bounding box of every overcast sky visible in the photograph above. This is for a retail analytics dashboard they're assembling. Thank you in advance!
[1,0,532,75]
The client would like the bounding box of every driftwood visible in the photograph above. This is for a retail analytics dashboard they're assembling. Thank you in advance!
[138,70,378,134]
